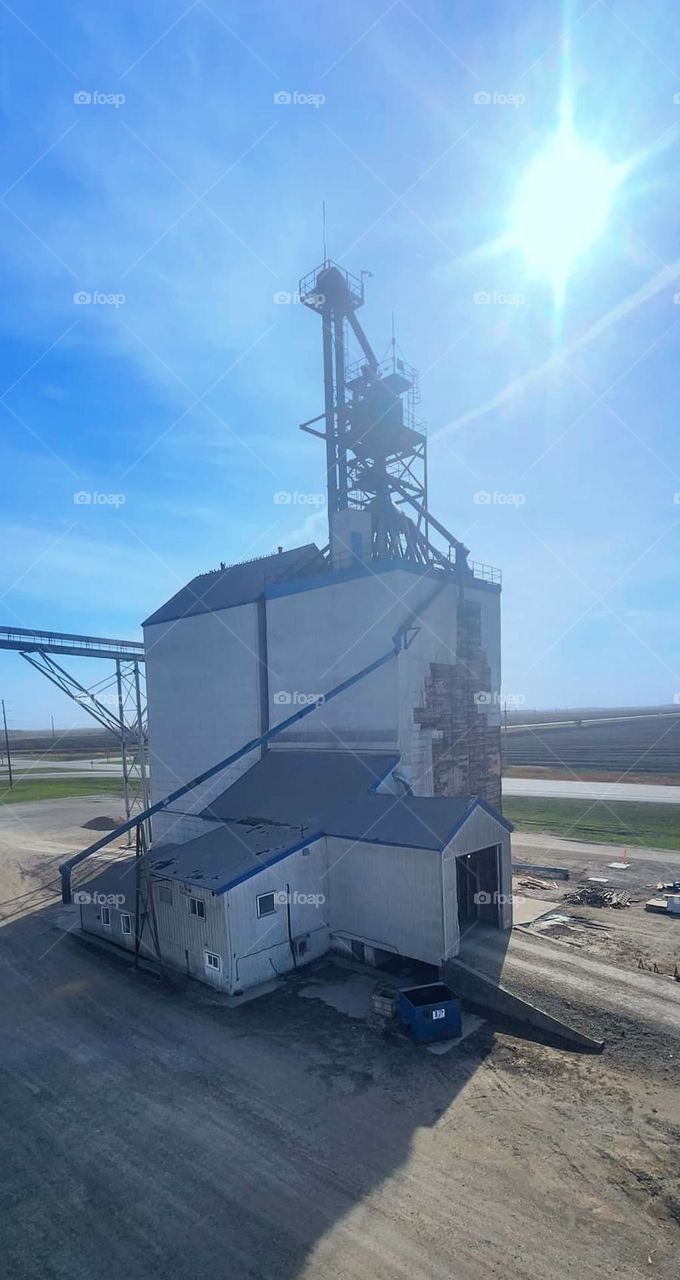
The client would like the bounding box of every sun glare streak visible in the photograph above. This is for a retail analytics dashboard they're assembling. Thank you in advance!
[509,119,618,305]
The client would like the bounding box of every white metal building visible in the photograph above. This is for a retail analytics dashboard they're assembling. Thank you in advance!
[79,749,512,993]
[142,545,502,847]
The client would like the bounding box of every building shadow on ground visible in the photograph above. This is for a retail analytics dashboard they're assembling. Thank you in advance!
[0,902,592,1280]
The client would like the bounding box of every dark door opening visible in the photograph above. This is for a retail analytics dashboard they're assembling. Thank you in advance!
[456,845,500,932]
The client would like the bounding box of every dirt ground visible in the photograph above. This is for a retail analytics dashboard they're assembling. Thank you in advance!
[512,830,680,976]
[1,796,680,1280]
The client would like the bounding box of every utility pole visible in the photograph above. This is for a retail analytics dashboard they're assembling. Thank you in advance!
[2,699,13,789]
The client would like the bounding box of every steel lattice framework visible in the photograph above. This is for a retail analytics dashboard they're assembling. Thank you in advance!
[298,260,474,573]
[0,626,148,823]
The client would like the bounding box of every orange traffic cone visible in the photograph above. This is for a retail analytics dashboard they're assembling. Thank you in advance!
[622,848,628,865]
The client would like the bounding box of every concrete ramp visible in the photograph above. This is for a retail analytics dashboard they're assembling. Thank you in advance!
[444,958,604,1053]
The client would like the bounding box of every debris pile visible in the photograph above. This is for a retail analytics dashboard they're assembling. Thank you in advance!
[563,885,630,909]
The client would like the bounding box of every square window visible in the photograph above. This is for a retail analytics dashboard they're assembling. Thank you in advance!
[100,906,111,927]
[188,897,205,918]
[120,913,132,936]
[205,951,221,972]
[158,885,172,905]
[257,892,276,918]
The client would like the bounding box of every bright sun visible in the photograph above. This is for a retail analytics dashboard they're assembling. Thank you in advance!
[510,125,617,301]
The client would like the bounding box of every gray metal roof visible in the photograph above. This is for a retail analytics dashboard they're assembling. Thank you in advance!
[75,856,137,911]
[201,749,510,851]
[78,753,510,900]
[201,749,398,830]
[149,819,318,893]
[143,544,324,627]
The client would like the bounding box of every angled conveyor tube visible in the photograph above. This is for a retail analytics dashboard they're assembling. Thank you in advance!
[59,634,407,903]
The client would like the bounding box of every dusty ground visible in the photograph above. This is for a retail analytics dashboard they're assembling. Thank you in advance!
[1,797,679,1279]
[512,831,680,975]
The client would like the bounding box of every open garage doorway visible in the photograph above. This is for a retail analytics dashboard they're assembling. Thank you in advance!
[456,845,500,933]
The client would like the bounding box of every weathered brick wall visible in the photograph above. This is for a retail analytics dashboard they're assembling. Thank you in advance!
[413,597,502,809]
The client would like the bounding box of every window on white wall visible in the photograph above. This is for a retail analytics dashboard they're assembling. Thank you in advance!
[158,885,172,905]
[100,906,111,927]
[256,892,276,918]
[120,913,132,935]
[188,897,205,918]
[204,951,221,973]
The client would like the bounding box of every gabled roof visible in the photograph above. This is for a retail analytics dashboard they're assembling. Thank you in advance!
[143,544,325,627]
[201,749,512,852]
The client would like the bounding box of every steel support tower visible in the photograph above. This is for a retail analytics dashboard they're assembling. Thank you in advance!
[0,626,148,825]
[298,260,472,573]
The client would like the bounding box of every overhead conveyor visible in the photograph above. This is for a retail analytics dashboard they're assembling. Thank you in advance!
[59,628,412,904]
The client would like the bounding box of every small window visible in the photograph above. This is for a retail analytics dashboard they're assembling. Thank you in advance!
[158,885,172,905]
[257,892,276,918]
[100,906,111,927]
[205,951,221,973]
[120,913,132,936]
[188,897,205,918]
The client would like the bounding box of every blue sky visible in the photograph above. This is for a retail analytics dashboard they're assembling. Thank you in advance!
[1,0,679,728]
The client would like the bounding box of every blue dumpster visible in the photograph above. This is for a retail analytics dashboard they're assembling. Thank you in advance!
[397,982,462,1044]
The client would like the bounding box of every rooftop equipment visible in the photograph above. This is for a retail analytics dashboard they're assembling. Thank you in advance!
[299,260,485,576]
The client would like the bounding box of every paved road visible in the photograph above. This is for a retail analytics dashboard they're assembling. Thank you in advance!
[512,831,680,867]
[503,777,680,804]
[0,756,123,783]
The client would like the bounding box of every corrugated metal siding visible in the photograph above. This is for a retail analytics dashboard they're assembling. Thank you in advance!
[80,901,136,953]
[442,808,513,958]
[153,879,231,990]
[144,603,264,844]
[80,880,232,989]
[325,836,444,965]
[226,840,329,992]
[444,805,509,860]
